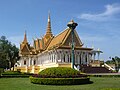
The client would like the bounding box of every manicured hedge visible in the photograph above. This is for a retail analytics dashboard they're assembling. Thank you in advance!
[1,75,30,78]
[1,71,33,78]
[30,67,90,85]
[89,74,120,77]
[2,71,21,75]
[38,67,86,78]
[101,88,120,90]
[30,76,90,85]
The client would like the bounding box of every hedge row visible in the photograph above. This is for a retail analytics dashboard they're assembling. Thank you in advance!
[1,75,30,78]
[101,88,120,90]
[89,74,120,77]
[2,71,33,75]
[0,71,33,78]
[30,76,90,85]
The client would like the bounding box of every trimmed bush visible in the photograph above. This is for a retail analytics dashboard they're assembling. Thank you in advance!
[30,67,90,85]
[101,88,120,90]
[30,76,90,85]
[89,74,120,77]
[2,71,21,75]
[38,67,87,78]
[1,71,33,78]
[1,75,30,78]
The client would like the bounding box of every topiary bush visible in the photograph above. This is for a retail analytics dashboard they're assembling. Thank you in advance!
[30,67,90,85]
[30,76,90,85]
[38,67,81,78]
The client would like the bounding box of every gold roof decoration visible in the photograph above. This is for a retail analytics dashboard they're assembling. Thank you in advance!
[19,15,92,56]
[23,31,28,44]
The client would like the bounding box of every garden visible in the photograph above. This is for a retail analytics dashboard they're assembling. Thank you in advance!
[0,67,120,90]
[0,77,120,90]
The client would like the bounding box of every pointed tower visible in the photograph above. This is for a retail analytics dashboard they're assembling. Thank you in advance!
[45,12,53,37]
[43,12,54,50]
[23,31,28,44]
[20,31,31,55]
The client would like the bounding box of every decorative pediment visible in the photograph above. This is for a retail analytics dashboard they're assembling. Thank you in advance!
[62,29,83,47]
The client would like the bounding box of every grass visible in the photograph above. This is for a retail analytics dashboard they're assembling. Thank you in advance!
[0,77,120,90]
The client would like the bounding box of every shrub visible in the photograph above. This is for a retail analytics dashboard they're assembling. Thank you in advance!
[89,74,120,77]
[30,76,90,85]
[30,67,90,85]
[0,68,4,74]
[101,88,120,90]
[1,71,33,78]
[2,71,21,75]
[38,67,86,78]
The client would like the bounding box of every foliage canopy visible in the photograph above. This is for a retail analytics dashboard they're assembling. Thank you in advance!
[0,36,19,69]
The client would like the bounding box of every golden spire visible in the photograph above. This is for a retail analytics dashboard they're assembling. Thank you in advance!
[46,12,52,36]
[23,31,28,44]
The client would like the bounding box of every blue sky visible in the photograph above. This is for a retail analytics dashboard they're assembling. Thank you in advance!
[0,0,120,60]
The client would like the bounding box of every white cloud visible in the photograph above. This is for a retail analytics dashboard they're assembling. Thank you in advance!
[78,3,120,21]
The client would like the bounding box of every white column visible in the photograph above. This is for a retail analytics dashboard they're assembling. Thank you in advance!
[86,52,88,65]
[28,57,31,66]
[94,53,96,61]
[59,52,61,63]
[81,52,83,64]
[78,54,79,64]
[61,52,64,63]
[98,52,100,60]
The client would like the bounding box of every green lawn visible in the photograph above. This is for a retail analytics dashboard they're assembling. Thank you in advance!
[0,77,120,90]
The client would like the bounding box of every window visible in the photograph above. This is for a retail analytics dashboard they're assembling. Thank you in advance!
[34,60,36,65]
[24,60,26,65]
[85,54,87,63]
[68,55,69,62]
[80,55,81,64]
[63,54,65,62]
[70,54,71,62]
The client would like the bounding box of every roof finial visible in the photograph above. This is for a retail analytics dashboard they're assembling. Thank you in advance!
[46,11,52,36]
[48,11,50,22]
[23,30,28,43]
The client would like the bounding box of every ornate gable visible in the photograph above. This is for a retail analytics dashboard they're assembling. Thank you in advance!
[20,44,30,55]
[47,28,70,50]
[62,29,83,47]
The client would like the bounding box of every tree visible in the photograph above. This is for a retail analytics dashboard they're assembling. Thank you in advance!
[0,36,19,70]
[106,56,120,72]
[112,56,120,72]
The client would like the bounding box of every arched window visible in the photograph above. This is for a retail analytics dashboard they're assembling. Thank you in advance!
[86,54,87,63]
[80,54,81,64]
[68,55,69,62]
[34,60,36,65]
[63,54,65,62]
[24,60,26,65]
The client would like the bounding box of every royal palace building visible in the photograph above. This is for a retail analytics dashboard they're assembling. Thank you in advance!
[15,13,102,73]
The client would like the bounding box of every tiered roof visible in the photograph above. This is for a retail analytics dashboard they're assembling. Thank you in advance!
[20,14,92,56]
